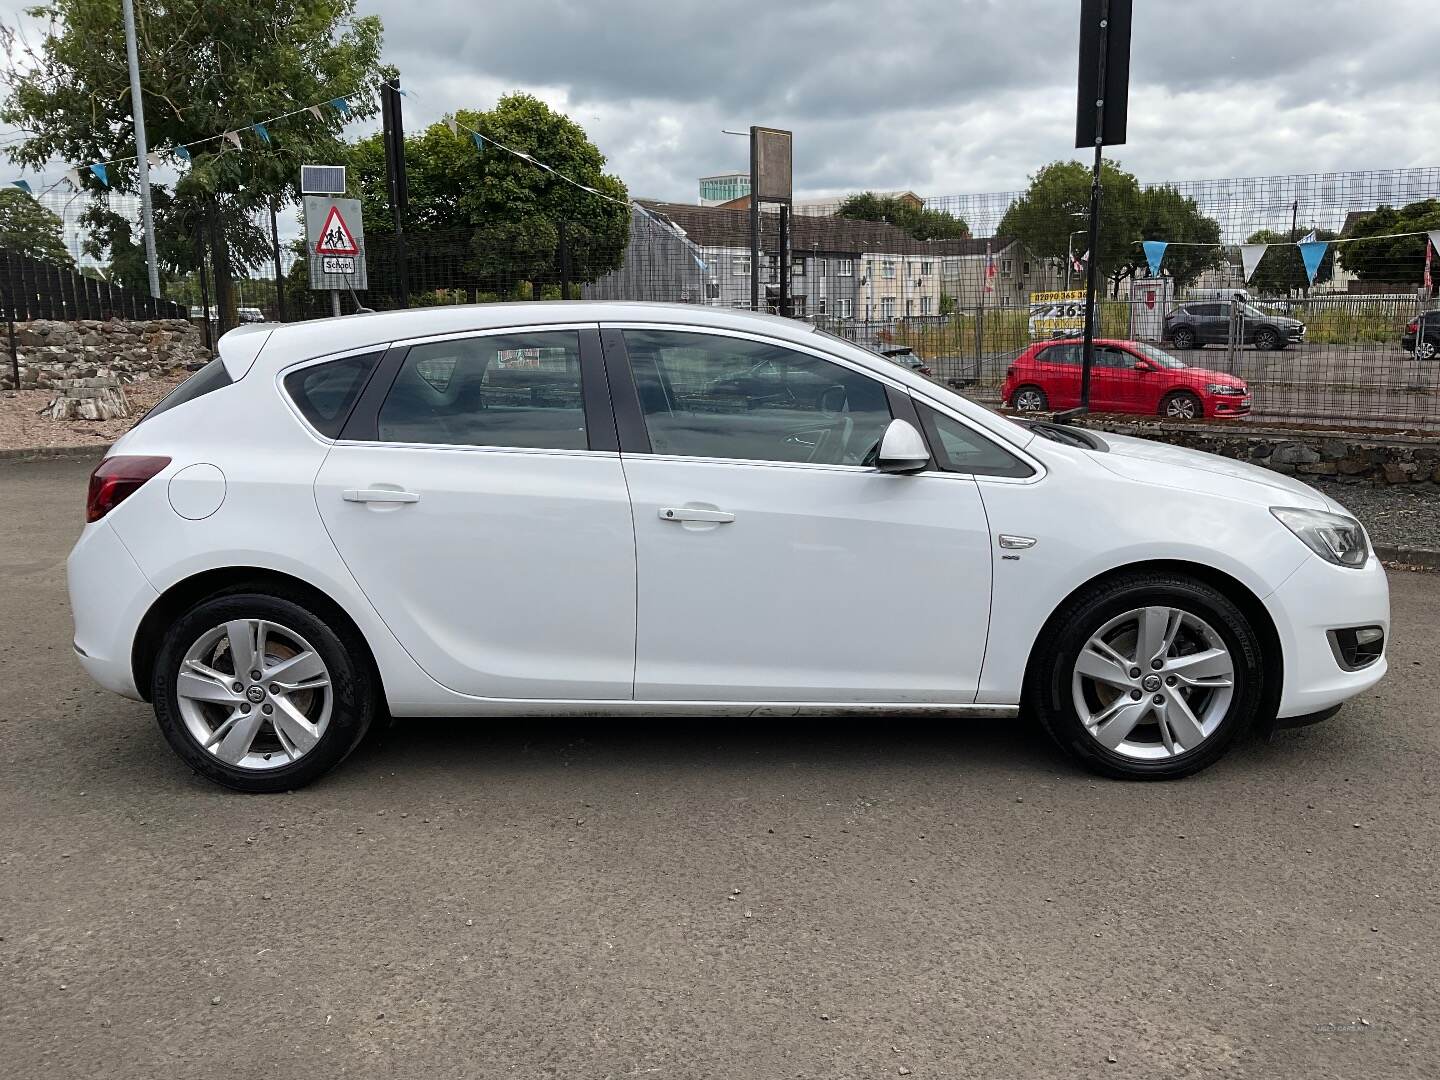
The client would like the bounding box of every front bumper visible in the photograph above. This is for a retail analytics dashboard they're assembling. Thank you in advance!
[1265,550,1390,719]
[66,520,156,700]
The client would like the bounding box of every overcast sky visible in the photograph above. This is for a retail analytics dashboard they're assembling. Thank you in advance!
[4,0,1439,207]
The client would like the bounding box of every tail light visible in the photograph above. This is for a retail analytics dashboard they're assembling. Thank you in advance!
[86,455,171,523]
[1407,320,1418,334]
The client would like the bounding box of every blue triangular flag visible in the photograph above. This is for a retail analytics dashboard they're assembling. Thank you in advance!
[1298,240,1329,284]
[10,179,31,194]
[472,132,485,152]
[329,97,350,117]
[1142,240,1168,276]
[89,163,109,187]
[252,122,271,144]
[174,145,191,161]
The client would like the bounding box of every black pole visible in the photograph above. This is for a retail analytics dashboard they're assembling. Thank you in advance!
[2,254,19,391]
[1074,0,1111,418]
[382,77,410,309]
[270,199,287,322]
[195,231,213,351]
[778,203,790,317]
[749,126,760,311]
[558,220,572,300]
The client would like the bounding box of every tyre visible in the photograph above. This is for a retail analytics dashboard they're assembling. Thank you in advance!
[1160,390,1203,420]
[1416,340,1437,361]
[1170,327,1196,349]
[152,590,378,792]
[1026,572,1266,780]
[1012,385,1049,411]
[1254,327,1283,351]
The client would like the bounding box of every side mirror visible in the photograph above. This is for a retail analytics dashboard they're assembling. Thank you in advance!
[875,418,930,474]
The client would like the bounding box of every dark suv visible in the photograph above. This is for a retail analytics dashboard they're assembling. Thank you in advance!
[1163,302,1306,351]
[1402,311,1439,360]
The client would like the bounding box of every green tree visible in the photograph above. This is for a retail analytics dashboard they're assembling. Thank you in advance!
[348,94,630,298]
[836,191,969,240]
[1131,185,1223,288]
[3,0,385,330]
[1240,227,1338,295]
[1338,200,1440,283]
[0,188,73,264]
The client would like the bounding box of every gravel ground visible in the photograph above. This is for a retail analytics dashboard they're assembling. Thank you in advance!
[0,370,187,451]
[3,458,1439,1079]
[1315,481,1440,553]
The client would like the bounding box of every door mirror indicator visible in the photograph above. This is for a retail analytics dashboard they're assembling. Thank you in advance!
[875,418,930,474]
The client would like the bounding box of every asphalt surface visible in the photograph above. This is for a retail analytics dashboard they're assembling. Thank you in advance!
[2,458,1437,1079]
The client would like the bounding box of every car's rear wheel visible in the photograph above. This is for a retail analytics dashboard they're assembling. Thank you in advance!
[1255,327,1283,351]
[1416,340,1437,361]
[1013,385,1048,411]
[1170,327,1196,349]
[152,591,377,792]
[1027,572,1266,780]
[1160,390,1203,420]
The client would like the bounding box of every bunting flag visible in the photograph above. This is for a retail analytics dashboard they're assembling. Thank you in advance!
[1239,243,1268,282]
[472,132,485,152]
[307,104,325,121]
[145,152,161,169]
[252,122,271,145]
[223,130,243,149]
[1425,236,1433,296]
[1430,231,1440,267]
[1297,239,1330,284]
[63,168,81,190]
[174,145,191,162]
[1142,240,1168,276]
[88,163,108,187]
[10,179,32,194]
[446,116,458,136]
[329,97,351,117]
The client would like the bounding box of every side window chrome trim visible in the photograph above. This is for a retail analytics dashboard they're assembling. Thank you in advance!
[330,440,619,459]
[387,322,600,350]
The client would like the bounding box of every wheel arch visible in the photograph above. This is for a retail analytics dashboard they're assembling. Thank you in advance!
[1021,558,1283,720]
[131,566,385,705]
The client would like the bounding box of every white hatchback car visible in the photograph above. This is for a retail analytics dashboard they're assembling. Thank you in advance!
[68,303,1389,791]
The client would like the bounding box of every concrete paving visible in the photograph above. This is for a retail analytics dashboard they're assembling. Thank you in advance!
[2,458,1436,1078]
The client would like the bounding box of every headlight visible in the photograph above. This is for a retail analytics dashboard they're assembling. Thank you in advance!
[1271,507,1370,568]
[1206,384,1245,395]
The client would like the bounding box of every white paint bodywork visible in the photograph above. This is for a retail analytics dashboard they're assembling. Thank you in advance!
[67,302,1389,720]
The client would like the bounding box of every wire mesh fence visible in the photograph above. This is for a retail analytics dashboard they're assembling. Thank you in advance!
[29,168,1438,433]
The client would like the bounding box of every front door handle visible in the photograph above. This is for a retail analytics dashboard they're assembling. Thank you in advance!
[659,507,735,524]
[343,488,421,504]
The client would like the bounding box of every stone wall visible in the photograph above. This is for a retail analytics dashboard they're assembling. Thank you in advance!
[0,318,212,391]
[1081,418,1440,489]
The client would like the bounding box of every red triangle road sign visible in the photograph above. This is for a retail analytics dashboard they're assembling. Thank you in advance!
[314,204,359,256]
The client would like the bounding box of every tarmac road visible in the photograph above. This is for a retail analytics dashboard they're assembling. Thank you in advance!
[2,458,1437,1079]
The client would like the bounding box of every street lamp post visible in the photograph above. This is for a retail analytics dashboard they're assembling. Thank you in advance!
[121,0,161,299]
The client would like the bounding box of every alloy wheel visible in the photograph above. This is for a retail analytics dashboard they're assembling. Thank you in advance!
[1071,605,1235,761]
[1417,341,1437,361]
[1015,388,1046,411]
[175,619,333,770]
[1165,395,1199,420]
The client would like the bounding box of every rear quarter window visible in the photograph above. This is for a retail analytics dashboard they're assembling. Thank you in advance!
[284,352,383,438]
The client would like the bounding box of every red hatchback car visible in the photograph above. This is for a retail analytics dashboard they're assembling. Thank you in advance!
[1002,339,1250,420]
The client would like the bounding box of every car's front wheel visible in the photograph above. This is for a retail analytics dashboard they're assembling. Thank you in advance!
[1027,572,1266,780]
[152,590,377,792]
[1161,390,1203,420]
[1255,327,1284,351]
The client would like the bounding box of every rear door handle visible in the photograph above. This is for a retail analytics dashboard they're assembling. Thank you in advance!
[343,488,421,504]
[659,507,735,523]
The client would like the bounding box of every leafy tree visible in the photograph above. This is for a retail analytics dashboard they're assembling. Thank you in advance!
[836,191,969,240]
[348,94,630,298]
[1241,227,1339,295]
[0,188,73,264]
[1338,200,1440,283]
[997,161,1223,293]
[3,0,386,330]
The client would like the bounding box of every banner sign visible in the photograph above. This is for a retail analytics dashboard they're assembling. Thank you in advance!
[1029,289,1087,337]
[305,195,367,291]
